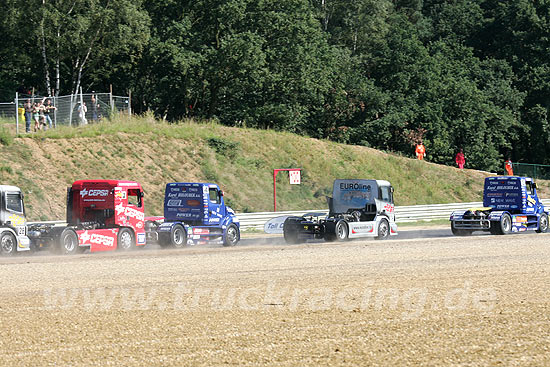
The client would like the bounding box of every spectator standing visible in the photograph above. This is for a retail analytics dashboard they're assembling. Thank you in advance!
[455,149,465,169]
[32,102,41,132]
[91,95,99,122]
[38,102,47,130]
[44,99,56,129]
[78,102,88,125]
[415,141,426,160]
[505,159,514,176]
[24,99,32,132]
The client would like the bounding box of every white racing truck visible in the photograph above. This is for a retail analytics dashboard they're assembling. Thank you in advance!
[0,185,31,255]
[280,179,397,243]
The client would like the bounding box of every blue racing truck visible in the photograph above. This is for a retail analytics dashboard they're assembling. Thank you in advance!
[450,176,548,235]
[145,183,240,247]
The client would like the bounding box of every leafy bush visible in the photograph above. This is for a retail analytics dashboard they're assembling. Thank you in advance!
[207,137,239,159]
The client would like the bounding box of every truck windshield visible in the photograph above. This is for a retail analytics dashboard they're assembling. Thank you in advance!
[209,188,220,204]
[379,186,393,203]
[128,189,142,207]
[6,193,23,213]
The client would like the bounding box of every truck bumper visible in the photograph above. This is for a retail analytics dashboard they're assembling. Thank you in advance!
[451,219,491,230]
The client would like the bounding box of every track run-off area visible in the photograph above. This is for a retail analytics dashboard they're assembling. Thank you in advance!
[1,226,549,366]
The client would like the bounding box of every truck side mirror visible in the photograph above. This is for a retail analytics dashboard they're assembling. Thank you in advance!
[220,190,224,196]
[533,182,537,189]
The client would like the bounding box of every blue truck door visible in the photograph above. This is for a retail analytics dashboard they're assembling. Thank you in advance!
[524,179,538,214]
[207,186,224,225]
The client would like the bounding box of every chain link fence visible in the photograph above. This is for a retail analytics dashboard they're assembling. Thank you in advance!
[1,92,130,133]
[509,162,550,180]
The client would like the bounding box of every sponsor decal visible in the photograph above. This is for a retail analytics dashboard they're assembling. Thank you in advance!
[167,199,182,207]
[351,224,373,234]
[80,188,109,198]
[80,230,115,247]
[340,182,370,191]
[7,214,25,226]
[383,203,394,213]
[264,215,288,234]
[193,228,209,235]
[187,199,201,207]
[115,190,127,199]
[115,202,145,220]
[513,216,527,223]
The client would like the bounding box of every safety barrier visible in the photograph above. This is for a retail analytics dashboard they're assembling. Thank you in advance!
[30,199,550,231]
[236,199,550,230]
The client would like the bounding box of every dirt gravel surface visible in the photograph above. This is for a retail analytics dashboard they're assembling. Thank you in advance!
[1,234,550,366]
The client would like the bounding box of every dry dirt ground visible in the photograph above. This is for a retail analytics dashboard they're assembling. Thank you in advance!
[1,233,550,366]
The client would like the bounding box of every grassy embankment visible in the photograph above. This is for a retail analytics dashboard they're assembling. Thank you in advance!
[0,114,542,221]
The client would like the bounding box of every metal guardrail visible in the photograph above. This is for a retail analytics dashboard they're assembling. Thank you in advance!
[30,199,550,231]
[236,199,550,230]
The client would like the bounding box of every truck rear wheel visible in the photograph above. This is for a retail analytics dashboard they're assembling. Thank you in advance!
[171,224,187,248]
[223,224,240,247]
[536,213,549,233]
[58,229,80,255]
[117,228,135,250]
[283,217,302,244]
[0,232,17,256]
[334,220,348,242]
[451,222,471,236]
[375,219,390,240]
[493,213,512,235]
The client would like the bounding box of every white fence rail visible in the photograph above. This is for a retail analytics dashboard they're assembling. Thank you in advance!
[30,199,550,231]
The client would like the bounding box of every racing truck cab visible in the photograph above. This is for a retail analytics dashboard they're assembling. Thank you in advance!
[450,176,548,235]
[28,180,146,253]
[0,185,31,255]
[283,179,397,243]
[145,182,240,247]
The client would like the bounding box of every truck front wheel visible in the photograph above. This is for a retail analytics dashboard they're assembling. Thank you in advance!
[0,232,17,256]
[536,213,549,233]
[375,219,390,240]
[118,228,135,250]
[223,224,240,247]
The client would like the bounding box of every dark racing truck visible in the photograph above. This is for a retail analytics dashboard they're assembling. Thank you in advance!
[450,176,548,235]
[145,182,240,247]
[282,179,397,244]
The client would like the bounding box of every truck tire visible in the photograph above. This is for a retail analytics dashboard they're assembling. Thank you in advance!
[451,222,471,236]
[58,229,81,255]
[334,220,348,242]
[0,232,17,256]
[283,217,302,244]
[375,219,390,240]
[536,213,549,233]
[117,228,135,251]
[171,224,187,248]
[496,213,512,235]
[223,224,240,247]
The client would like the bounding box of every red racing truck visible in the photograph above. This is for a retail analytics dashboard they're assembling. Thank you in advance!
[28,180,146,254]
